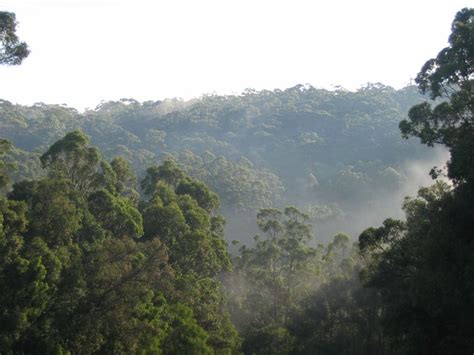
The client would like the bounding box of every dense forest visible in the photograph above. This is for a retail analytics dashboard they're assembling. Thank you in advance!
[0,7,473,355]
[0,80,441,243]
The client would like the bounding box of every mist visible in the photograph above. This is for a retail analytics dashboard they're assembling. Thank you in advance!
[331,147,451,240]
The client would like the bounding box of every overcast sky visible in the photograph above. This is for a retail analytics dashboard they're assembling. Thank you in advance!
[0,0,471,110]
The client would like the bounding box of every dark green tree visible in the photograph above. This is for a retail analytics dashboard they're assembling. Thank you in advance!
[0,139,13,192]
[0,132,240,353]
[140,161,239,353]
[0,12,29,65]
[141,159,186,195]
[110,156,139,202]
[400,8,474,185]
[361,8,474,354]
[40,130,103,194]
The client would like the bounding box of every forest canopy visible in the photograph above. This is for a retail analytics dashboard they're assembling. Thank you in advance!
[0,6,473,355]
[0,83,437,242]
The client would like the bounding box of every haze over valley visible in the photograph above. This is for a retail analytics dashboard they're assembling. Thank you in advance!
[0,84,448,243]
[0,3,472,354]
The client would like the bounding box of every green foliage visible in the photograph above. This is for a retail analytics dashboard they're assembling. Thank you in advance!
[0,83,434,240]
[1,8,472,353]
[400,8,474,185]
[0,132,238,354]
[176,177,220,212]
[229,208,391,354]
[88,188,144,238]
[160,303,213,354]
[110,156,139,202]
[241,325,293,355]
[360,8,474,354]
[41,130,103,194]
[174,151,284,213]
[232,207,316,328]
[0,139,12,191]
[0,12,29,65]
[289,277,388,355]
[141,159,186,195]
[358,218,405,256]
[140,161,238,352]
[359,182,474,354]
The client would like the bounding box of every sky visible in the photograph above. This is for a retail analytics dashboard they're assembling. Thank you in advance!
[0,0,471,110]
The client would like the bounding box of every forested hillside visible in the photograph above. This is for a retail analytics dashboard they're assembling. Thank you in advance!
[0,83,439,242]
[0,6,473,355]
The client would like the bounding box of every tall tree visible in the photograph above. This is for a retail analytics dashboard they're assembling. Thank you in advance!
[140,163,239,353]
[0,12,29,65]
[400,7,474,186]
[0,132,240,353]
[361,8,474,354]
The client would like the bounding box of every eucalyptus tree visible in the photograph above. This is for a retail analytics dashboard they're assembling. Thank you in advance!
[229,207,321,353]
[140,161,239,353]
[0,12,29,65]
[0,132,240,353]
[360,8,474,354]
